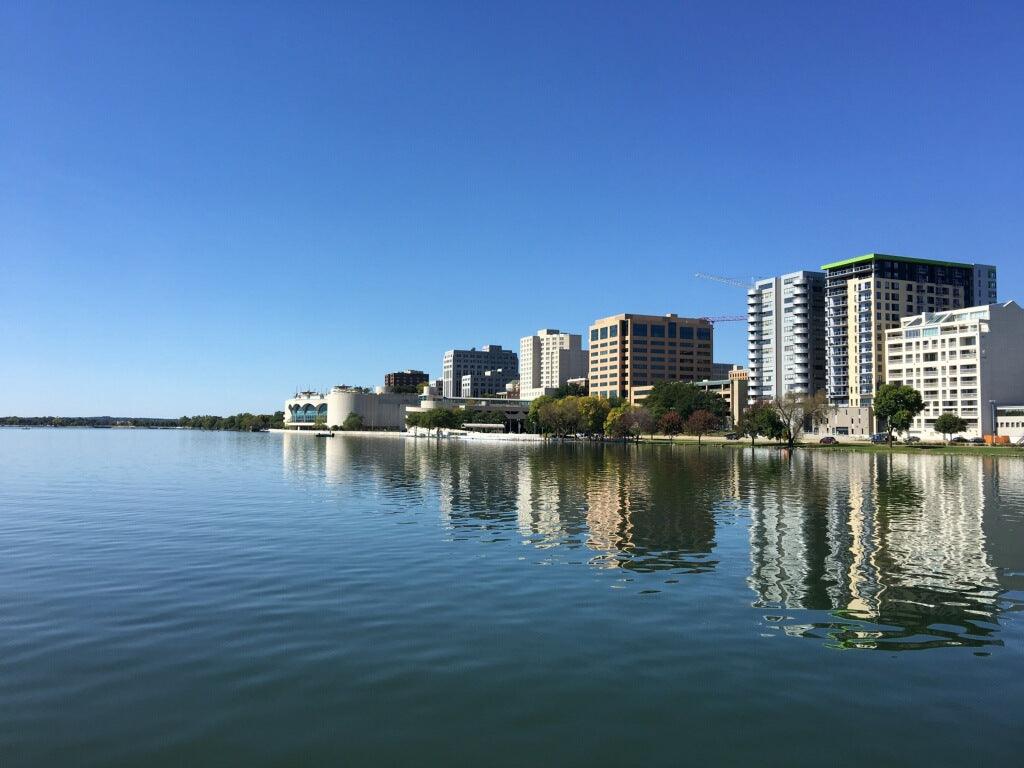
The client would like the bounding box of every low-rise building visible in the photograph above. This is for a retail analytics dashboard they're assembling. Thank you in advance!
[284,387,420,430]
[699,367,749,427]
[813,406,875,438]
[995,406,1024,444]
[885,301,1024,439]
[712,361,743,379]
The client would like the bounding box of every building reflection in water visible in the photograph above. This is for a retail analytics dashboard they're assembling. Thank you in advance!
[747,450,1024,651]
[280,433,1024,651]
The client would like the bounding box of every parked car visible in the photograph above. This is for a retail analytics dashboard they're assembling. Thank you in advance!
[905,436,921,444]
[970,437,986,445]
[819,436,838,445]
[870,434,888,444]
[951,436,969,443]
[724,433,741,440]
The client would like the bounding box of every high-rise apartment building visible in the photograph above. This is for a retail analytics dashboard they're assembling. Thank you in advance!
[519,329,589,401]
[383,369,430,390]
[823,253,998,407]
[885,301,1024,439]
[747,271,826,403]
[442,345,518,398]
[587,313,713,401]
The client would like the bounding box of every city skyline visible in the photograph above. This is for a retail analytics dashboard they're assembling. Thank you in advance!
[3,2,1023,416]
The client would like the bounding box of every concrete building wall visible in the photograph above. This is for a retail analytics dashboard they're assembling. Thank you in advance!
[519,328,589,401]
[442,345,519,398]
[460,368,517,399]
[285,389,420,430]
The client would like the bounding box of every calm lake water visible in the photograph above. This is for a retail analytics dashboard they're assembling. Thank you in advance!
[1,429,1023,766]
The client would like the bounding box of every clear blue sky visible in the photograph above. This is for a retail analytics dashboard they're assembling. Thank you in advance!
[2,1,1022,417]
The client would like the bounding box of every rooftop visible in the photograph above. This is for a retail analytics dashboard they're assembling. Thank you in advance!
[820,252,975,271]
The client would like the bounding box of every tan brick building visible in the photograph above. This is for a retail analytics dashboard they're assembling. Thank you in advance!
[587,313,713,401]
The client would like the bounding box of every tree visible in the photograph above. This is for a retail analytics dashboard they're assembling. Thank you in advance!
[553,381,588,399]
[685,409,720,446]
[342,412,364,431]
[528,395,556,434]
[874,383,925,446]
[658,410,685,437]
[772,392,832,449]
[606,404,654,440]
[578,396,612,436]
[934,412,968,442]
[737,403,784,446]
[537,396,583,437]
[638,381,728,423]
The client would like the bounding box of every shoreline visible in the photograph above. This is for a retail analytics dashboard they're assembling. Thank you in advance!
[267,429,1024,457]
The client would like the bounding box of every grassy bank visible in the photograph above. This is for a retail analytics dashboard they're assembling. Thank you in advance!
[640,434,1024,458]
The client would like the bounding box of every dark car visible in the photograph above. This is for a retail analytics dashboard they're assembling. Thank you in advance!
[970,437,986,445]
[819,436,838,445]
[905,436,921,444]
[724,433,741,440]
[951,436,969,443]
[870,434,888,444]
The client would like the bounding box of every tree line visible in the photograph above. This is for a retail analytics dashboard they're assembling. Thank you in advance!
[527,381,732,441]
[406,408,506,431]
[2,416,180,428]
[177,412,285,431]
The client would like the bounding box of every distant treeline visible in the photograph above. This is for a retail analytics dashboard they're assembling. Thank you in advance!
[2,416,179,428]
[178,412,285,431]
[3,413,286,431]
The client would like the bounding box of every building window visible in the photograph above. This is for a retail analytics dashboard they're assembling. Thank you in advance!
[651,324,665,338]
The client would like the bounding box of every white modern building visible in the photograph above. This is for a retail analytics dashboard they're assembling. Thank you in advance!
[519,329,589,401]
[442,345,518,398]
[284,387,420,430]
[885,301,1024,439]
[747,271,827,403]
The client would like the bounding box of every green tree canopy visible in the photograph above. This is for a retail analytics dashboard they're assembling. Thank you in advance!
[638,381,728,423]
[341,412,364,431]
[605,404,654,440]
[737,403,785,446]
[874,384,925,445]
[934,412,968,442]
